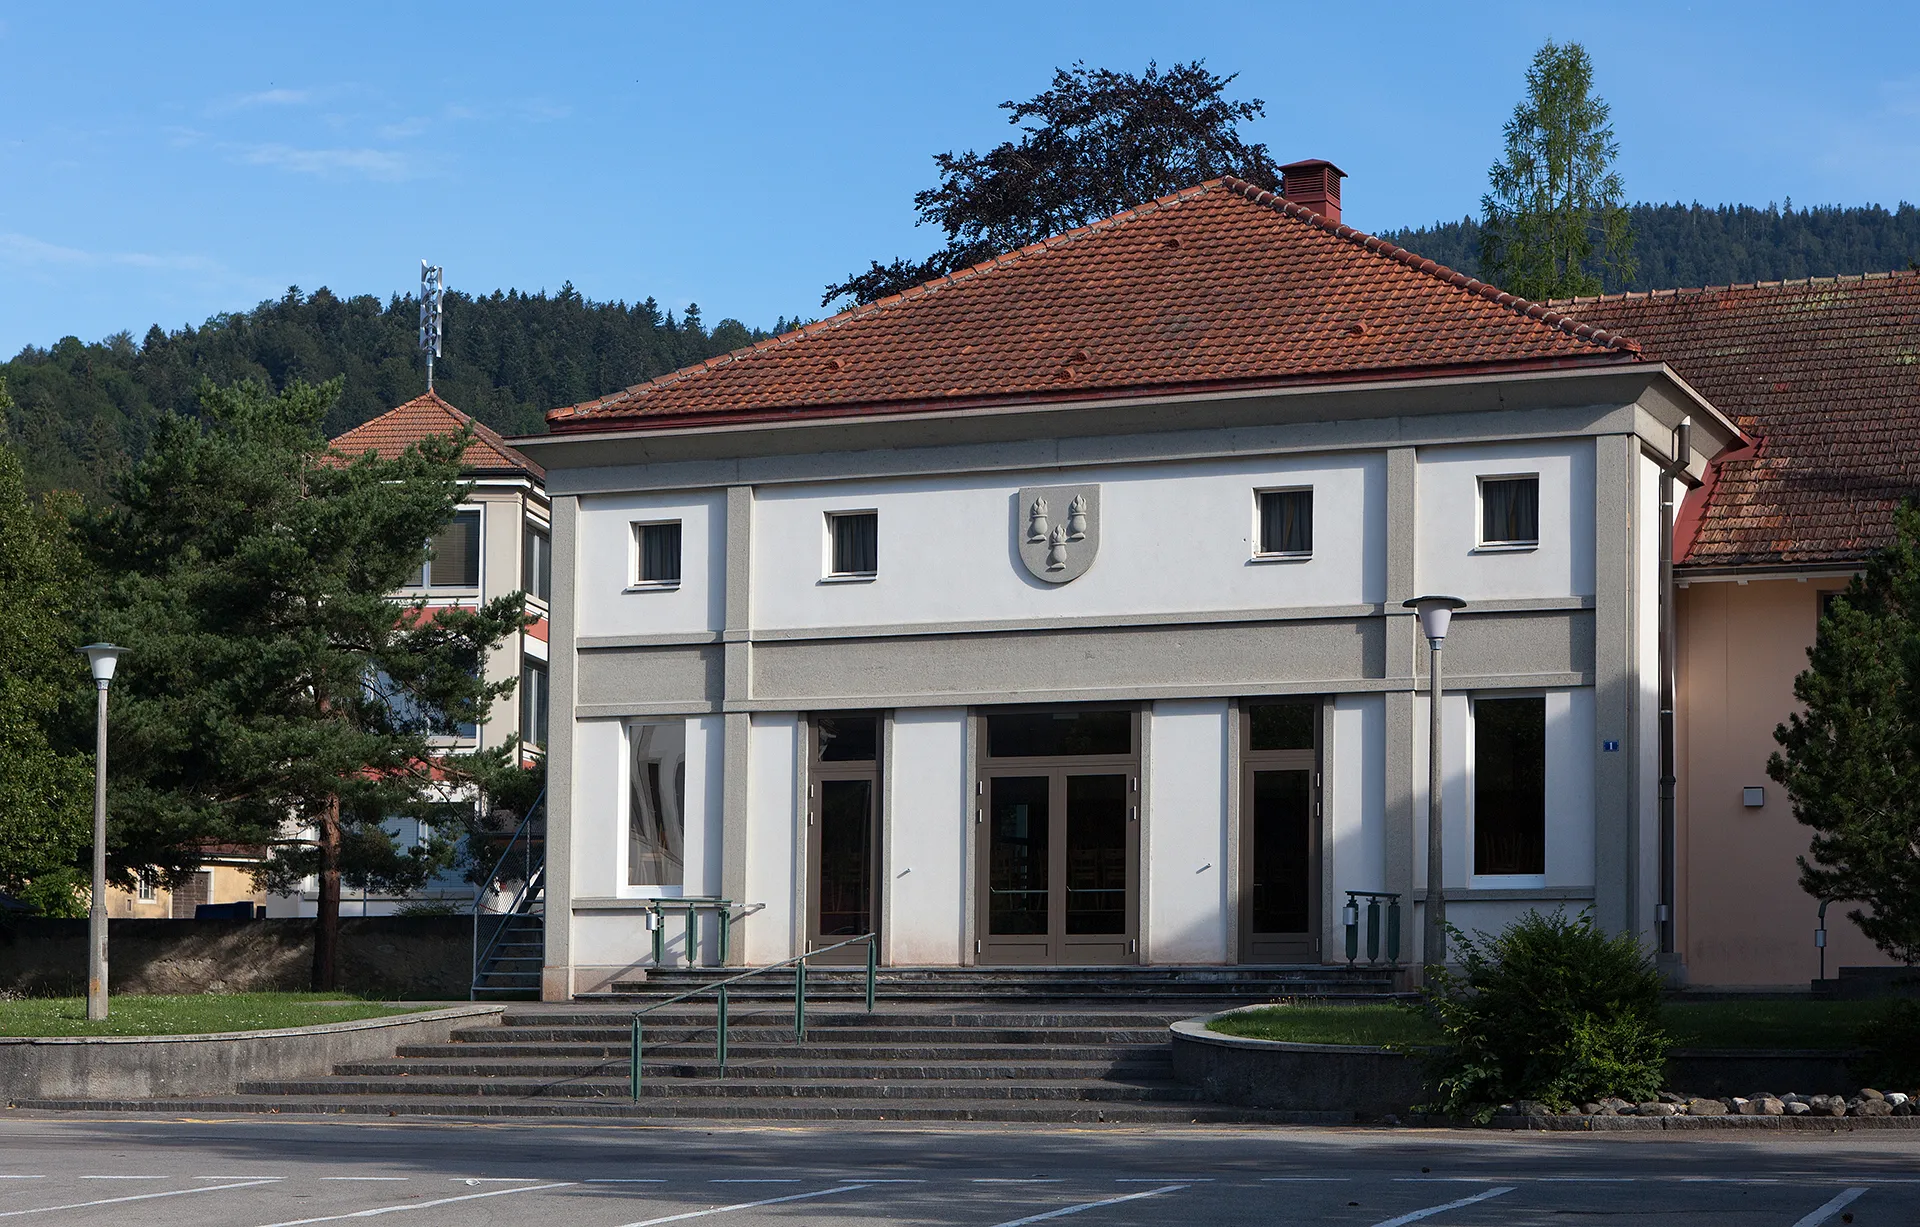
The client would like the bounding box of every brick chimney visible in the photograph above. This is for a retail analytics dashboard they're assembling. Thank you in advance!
[1279,159,1346,225]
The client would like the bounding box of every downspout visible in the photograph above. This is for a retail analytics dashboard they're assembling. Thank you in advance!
[1657,420,1699,958]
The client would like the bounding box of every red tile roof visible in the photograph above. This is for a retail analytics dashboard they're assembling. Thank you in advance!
[549,178,1640,431]
[331,391,544,479]
[1556,272,1920,569]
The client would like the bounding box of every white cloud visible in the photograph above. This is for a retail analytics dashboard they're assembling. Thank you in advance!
[233,142,418,181]
[0,232,224,274]
[230,88,315,109]
[377,117,432,140]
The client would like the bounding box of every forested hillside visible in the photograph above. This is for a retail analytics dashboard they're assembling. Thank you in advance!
[0,285,794,498]
[1385,201,1920,297]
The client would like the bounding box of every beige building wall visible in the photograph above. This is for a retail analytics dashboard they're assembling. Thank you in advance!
[104,864,264,918]
[1677,577,1896,985]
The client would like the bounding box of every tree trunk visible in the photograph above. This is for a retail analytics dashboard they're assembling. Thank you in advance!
[312,795,341,991]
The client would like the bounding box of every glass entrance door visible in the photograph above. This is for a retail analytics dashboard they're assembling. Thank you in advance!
[977,709,1138,965]
[1242,701,1320,963]
[808,713,881,964]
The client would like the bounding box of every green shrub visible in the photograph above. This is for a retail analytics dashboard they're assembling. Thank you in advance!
[1420,908,1669,1121]
[1852,997,1920,1090]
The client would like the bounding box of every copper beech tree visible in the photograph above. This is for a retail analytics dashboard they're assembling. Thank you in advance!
[82,378,529,988]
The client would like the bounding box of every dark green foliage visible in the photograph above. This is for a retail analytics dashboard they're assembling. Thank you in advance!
[1770,504,1920,965]
[1852,997,1920,1089]
[825,61,1281,307]
[1479,40,1634,300]
[1420,909,1669,1121]
[4,286,794,500]
[1387,201,1920,296]
[79,378,530,986]
[0,380,92,916]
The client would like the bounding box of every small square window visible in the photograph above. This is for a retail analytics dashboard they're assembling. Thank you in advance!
[1480,476,1540,546]
[635,521,682,586]
[828,511,878,577]
[1257,489,1313,556]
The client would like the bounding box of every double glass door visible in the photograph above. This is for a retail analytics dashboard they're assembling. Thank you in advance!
[977,709,1138,965]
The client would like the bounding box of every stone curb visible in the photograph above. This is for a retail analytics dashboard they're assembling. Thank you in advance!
[1489,1113,1920,1131]
[0,1005,504,1101]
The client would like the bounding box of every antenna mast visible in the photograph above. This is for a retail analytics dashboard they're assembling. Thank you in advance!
[418,261,444,391]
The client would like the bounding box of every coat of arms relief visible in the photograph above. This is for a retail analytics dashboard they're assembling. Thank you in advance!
[1015,485,1100,583]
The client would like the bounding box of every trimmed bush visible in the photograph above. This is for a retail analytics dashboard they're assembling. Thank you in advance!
[1421,908,1668,1121]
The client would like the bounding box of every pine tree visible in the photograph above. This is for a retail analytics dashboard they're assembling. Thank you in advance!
[1480,40,1635,300]
[0,379,92,915]
[81,378,530,987]
[1769,503,1920,965]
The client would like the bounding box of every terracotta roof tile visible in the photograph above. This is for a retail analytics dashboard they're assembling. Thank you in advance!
[1556,271,1920,569]
[549,178,1639,431]
[330,391,543,479]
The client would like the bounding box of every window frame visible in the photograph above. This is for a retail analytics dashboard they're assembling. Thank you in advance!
[1251,486,1315,561]
[520,658,550,748]
[822,509,879,582]
[629,519,684,591]
[415,506,485,590]
[1467,691,1549,885]
[135,873,157,903]
[1475,473,1541,551]
[624,717,690,895]
[523,516,552,605]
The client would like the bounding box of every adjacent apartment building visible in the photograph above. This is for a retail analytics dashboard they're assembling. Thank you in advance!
[515,166,1740,998]
[260,392,553,916]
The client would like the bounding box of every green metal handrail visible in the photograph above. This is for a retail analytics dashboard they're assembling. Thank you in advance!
[646,898,735,968]
[1343,890,1402,968]
[629,933,877,1100]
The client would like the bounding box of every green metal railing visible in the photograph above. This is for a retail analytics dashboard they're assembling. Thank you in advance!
[647,898,736,968]
[629,933,877,1100]
[1343,890,1402,968]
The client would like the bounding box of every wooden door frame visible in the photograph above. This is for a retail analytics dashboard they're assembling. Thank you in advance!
[804,711,883,963]
[972,705,1140,966]
[1238,698,1322,964]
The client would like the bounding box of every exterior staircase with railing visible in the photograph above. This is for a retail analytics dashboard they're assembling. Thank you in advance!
[469,791,545,998]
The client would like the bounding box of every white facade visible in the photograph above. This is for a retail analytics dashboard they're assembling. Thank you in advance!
[524,369,1736,995]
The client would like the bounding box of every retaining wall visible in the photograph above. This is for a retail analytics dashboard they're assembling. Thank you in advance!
[0,917,476,998]
[0,1005,503,1100]
[1170,1012,1865,1114]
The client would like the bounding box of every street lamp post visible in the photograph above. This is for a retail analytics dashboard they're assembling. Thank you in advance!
[1403,597,1465,980]
[80,643,126,1022]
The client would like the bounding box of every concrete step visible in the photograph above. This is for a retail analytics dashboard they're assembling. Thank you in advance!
[335,1058,1170,1080]
[396,1042,1171,1062]
[237,1076,1206,1102]
[457,1026,1180,1047]
[10,1093,1344,1125]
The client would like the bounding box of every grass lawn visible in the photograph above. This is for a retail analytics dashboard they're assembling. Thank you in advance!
[1208,999,1885,1051]
[0,993,444,1038]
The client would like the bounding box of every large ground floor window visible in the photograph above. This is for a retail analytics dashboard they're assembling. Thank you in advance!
[628,719,687,887]
[1473,695,1546,876]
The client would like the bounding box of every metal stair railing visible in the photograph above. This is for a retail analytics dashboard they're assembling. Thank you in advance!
[629,932,877,1100]
[1341,890,1402,968]
[470,790,547,999]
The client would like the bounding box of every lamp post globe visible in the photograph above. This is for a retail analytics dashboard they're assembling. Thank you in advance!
[1401,598,1465,980]
[79,643,125,1022]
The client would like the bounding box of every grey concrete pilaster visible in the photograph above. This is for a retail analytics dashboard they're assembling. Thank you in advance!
[879,711,896,967]
[1319,698,1338,963]
[1592,435,1636,936]
[1223,698,1241,964]
[720,486,754,964]
[1136,708,1152,964]
[1382,449,1418,943]
[540,495,579,1002]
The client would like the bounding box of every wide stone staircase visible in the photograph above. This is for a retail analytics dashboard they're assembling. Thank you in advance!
[22,967,1403,1123]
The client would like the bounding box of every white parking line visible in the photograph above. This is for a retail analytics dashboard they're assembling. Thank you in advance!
[1263,1177,1351,1183]
[1791,1188,1869,1227]
[987,1183,1189,1227]
[1114,1178,1213,1183]
[974,1179,1065,1184]
[321,1178,409,1182]
[81,1176,170,1180]
[1371,1185,1516,1227]
[586,1179,667,1184]
[0,1179,280,1219]
[254,1181,575,1226]
[615,1182,876,1226]
[708,1179,799,1184]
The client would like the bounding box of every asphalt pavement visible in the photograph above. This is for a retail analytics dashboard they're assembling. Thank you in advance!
[0,1112,1910,1225]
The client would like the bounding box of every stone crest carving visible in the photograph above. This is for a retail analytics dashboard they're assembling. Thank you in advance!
[1016,484,1100,584]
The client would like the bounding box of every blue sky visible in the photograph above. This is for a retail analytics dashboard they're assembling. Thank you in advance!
[2,1,1917,356]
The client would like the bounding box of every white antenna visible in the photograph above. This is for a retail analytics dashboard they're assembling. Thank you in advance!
[418,261,444,391]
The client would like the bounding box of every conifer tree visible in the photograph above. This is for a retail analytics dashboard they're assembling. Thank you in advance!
[82,378,529,987]
[1769,503,1920,965]
[1480,40,1635,300]
[0,379,92,915]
